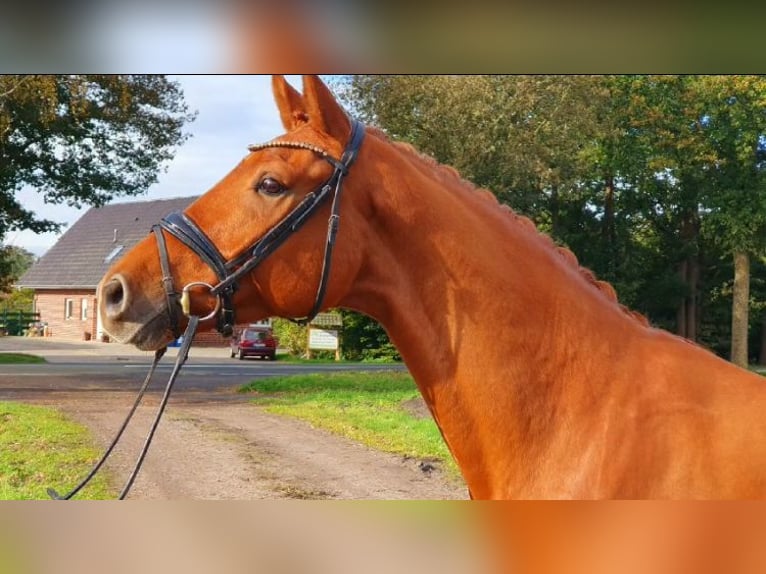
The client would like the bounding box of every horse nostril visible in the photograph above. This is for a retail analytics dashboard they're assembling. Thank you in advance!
[103,277,128,318]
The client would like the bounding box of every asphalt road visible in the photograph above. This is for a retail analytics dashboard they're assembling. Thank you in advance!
[0,360,405,394]
[0,337,405,401]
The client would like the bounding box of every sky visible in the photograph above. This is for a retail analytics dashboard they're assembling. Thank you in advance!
[8,75,302,256]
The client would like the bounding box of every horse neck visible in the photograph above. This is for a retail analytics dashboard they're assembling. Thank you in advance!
[340,139,644,497]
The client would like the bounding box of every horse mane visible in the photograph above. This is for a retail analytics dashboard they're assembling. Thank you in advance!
[367,127,650,328]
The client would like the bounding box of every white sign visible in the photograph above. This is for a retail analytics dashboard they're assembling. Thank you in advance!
[309,328,339,350]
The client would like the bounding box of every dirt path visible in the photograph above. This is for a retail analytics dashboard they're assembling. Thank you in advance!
[39,392,467,500]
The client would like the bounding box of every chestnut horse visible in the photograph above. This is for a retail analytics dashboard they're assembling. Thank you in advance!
[99,75,766,499]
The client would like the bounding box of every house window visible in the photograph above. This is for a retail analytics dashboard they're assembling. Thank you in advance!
[65,298,74,320]
[81,298,88,321]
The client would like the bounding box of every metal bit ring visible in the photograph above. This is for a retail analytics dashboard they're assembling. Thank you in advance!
[180,282,221,321]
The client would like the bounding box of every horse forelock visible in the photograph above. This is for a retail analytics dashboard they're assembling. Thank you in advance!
[366,127,650,328]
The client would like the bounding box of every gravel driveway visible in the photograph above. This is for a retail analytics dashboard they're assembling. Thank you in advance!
[1,336,467,500]
[48,393,467,500]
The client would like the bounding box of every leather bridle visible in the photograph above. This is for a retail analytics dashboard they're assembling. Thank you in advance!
[48,118,366,500]
[153,118,366,339]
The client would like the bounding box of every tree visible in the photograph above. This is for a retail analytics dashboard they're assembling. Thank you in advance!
[0,75,195,237]
[597,76,766,361]
[0,244,35,291]
[694,76,766,367]
[0,245,35,312]
[341,75,605,218]
[0,287,33,312]
[609,76,716,341]
[340,310,400,361]
[271,318,308,357]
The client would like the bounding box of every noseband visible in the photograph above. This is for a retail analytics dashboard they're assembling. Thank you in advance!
[152,118,366,338]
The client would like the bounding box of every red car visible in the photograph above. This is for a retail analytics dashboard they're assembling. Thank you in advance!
[229,326,278,360]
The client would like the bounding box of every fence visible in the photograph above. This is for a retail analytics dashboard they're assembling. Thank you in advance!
[0,309,41,336]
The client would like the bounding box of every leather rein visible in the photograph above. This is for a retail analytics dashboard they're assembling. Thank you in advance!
[48,119,365,499]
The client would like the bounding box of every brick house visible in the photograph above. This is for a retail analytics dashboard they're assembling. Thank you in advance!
[17,196,237,345]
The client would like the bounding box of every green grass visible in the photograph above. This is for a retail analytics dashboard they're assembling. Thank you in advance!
[275,354,399,365]
[0,353,45,364]
[274,354,343,364]
[0,402,112,499]
[239,371,459,477]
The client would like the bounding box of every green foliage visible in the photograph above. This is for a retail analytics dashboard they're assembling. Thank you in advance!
[0,402,111,499]
[340,310,400,361]
[272,318,308,357]
[343,75,606,215]
[695,76,766,255]
[0,75,195,237]
[0,287,33,312]
[0,245,35,292]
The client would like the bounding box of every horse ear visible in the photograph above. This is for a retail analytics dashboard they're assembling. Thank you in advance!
[302,75,350,142]
[272,75,308,130]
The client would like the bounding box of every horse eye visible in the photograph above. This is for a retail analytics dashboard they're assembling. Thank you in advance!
[256,177,286,196]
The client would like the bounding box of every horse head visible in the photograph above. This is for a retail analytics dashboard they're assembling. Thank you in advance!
[98,75,370,350]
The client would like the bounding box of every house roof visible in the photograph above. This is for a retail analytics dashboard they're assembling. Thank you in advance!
[18,196,198,289]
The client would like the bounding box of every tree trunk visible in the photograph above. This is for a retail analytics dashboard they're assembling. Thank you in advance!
[603,175,616,274]
[685,254,699,341]
[676,212,700,342]
[603,175,615,240]
[730,250,750,368]
[677,260,688,339]
[759,312,766,366]
[676,258,699,341]
[550,185,560,238]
